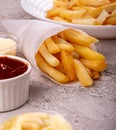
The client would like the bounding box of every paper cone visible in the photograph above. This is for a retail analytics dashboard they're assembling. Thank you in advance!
[2,20,97,86]
[2,20,69,68]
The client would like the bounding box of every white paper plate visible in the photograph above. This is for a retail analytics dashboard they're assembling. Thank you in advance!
[20,0,116,39]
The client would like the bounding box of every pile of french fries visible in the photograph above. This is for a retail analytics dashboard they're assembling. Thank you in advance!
[46,0,116,25]
[35,29,107,87]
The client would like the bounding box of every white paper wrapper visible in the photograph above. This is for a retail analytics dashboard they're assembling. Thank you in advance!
[2,20,96,86]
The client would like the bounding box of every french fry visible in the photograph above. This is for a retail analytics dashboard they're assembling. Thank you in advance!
[72,44,105,60]
[52,35,70,45]
[39,42,59,67]
[56,0,69,2]
[35,52,69,83]
[78,6,97,18]
[53,16,69,23]
[59,29,99,46]
[89,2,116,18]
[111,9,116,17]
[72,18,96,25]
[61,50,76,81]
[74,59,93,87]
[72,51,79,59]
[58,31,66,40]
[104,16,116,25]
[68,0,79,8]
[71,6,88,11]
[45,37,60,54]
[72,6,96,16]
[110,0,116,2]
[95,10,110,25]
[53,0,68,7]
[56,43,75,52]
[53,52,61,60]
[85,67,93,78]
[85,7,103,18]
[54,61,65,73]
[78,0,110,7]
[80,58,107,72]
[59,10,87,21]
[98,2,116,13]
[46,7,65,18]
[52,36,74,52]
[92,71,100,79]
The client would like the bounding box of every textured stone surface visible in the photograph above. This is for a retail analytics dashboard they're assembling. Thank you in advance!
[0,1,116,130]
[0,0,32,19]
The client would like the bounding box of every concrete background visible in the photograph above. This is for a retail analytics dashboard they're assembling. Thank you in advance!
[0,1,116,130]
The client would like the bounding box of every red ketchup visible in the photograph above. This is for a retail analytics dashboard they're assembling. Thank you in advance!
[0,57,28,80]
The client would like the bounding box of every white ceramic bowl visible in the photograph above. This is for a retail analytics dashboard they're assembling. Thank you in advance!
[20,0,116,39]
[0,55,31,112]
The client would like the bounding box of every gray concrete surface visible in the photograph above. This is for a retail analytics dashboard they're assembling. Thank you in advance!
[0,22,116,130]
[0,1,116,130]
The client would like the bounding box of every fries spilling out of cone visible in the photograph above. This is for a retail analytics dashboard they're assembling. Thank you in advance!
[35,29,107,87]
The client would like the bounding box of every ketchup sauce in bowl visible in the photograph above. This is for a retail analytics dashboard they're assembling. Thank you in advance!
[0,55,31,112]
[0,57,28,80]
